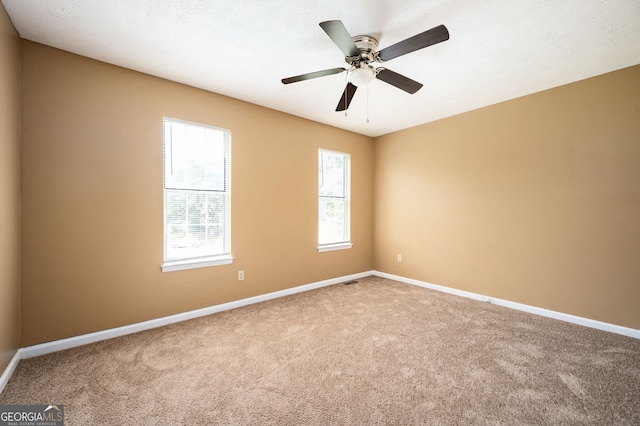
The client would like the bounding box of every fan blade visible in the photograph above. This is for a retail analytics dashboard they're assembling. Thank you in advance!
[320,20,360,58]
[335,82,357,112]
[282,68,346,84]
[375,68,423,94]
[377,25,449,62]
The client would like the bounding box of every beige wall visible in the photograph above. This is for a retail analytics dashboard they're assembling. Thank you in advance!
[0,4,21,372]
[20,41,373,346]
[374,65,640,329]
[13,36,640,348]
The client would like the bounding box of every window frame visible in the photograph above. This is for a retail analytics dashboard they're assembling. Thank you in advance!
[161,117,233,272]
[318,148,353,252]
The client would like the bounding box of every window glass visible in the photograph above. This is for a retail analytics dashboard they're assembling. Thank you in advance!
[318,149,350,246]
[163,118,230,263]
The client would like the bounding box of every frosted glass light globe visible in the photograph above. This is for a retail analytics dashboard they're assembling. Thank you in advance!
[349,66,375,87]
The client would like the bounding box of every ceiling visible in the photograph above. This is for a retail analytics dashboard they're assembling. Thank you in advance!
[3,0,640,137]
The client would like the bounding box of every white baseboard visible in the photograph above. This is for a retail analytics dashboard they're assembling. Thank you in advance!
[0,350,21,395]
[19,270,373,360]
[373,271,640,339]
[3,269,638,395]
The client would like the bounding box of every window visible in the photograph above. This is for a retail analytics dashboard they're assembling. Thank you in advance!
[162,118,232,272]
[318,149,352,251]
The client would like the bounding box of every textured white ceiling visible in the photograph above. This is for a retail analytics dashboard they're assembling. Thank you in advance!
[3,0,640,137]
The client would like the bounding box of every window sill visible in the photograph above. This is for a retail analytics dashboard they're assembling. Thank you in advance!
[161,255,234,272]
[317,242,353,252]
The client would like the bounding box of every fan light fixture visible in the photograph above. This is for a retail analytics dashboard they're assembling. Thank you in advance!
[349,66,375,87]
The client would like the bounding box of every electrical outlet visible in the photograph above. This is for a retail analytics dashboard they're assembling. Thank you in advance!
[238,270,245,281]
[397,254,403,263]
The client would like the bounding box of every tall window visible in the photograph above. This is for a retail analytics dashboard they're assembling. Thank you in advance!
[162,118,232,271]
[318,149,352,251]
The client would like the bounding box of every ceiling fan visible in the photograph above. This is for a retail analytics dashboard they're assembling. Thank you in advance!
[281,20,449,112]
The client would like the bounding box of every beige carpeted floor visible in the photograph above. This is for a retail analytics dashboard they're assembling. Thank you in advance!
[1,276,639,425]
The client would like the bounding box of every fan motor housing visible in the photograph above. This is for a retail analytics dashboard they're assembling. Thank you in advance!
[347,35,379,65]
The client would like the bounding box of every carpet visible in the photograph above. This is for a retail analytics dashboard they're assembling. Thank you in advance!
[1,276,639,425]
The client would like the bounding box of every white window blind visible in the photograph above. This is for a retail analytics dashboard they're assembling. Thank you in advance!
[318,149,351,249]
[163,118,231,268]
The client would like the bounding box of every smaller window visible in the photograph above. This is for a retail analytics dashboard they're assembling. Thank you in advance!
[318,149,352,251]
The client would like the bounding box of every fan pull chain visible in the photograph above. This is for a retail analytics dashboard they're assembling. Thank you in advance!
[366,85,370,123]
